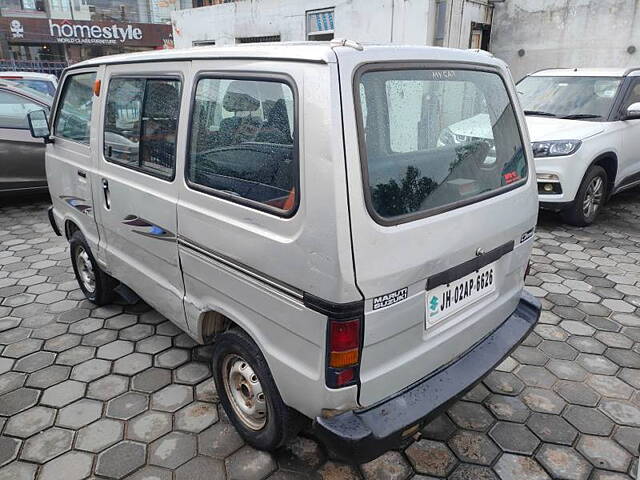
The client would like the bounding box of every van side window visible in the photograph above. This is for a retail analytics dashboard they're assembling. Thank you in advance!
[187,77,297,215]
[0,91,47,129]
[103,77,181,180]
[54,72,96,144]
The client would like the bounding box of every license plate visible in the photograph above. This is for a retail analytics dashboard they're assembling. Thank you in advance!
[426,262,496,328]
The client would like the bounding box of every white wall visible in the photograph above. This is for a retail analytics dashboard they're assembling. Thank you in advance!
[171,0,434,48]
[491,0,640,81]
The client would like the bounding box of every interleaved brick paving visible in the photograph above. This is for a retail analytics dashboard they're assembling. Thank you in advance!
[1,192,640,478]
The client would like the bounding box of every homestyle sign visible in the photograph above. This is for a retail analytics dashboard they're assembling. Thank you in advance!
[0,17,172,48]
[49,20,143,44]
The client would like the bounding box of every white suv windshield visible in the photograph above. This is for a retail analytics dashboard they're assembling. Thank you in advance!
[357,68,527,222]
[517,76,622,120]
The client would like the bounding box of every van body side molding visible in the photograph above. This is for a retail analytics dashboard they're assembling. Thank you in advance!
[178,236,304,300]
[426,240,515,290]
[179,236,364,317]
[302,293,364,319]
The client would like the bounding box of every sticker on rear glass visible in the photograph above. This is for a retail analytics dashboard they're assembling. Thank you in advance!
[503,171,521,184]
[431,70,456,80]
[373,287,408,311]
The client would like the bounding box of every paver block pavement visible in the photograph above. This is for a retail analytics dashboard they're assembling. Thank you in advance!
[447,430,500,465]
[20,427,74,463]
[198,421,245,458]
[405,439,457,477]
[3,188,640,478]
[40,379,85,407]
[536,444,592,480]
[175,401,218,433]
[127,410,172,443]
[489,422,540,455]
[151,384,193,412]
[175,456,226,480]
[0,387,39,415]
[225,445,278,480]
[38,451,93,480]
[4,405,55,438]
[149,431,197,469]
[0,436,20,467]
[75,418,124,452]
[526,412,578,445]
[577,435,632,472]
[95,440,146,478]
[493,453,550,480]
[0,460,37,480]
[132,367,172,393]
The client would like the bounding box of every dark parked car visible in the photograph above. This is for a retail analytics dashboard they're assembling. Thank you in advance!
[0,81,52,194]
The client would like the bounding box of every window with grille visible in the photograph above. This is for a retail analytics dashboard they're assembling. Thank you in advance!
[236,36,281,44]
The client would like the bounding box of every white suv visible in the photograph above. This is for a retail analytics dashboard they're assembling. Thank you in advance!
[517,68,640,225]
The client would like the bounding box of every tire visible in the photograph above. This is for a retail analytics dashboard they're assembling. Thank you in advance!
[212,329,304,451]
[69,230,116,305]
[561,165,608,226]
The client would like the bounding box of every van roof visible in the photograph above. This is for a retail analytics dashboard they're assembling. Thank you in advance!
[68,41,508,70]
[530,67,640,78]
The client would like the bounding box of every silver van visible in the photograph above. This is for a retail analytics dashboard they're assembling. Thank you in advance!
[29,41,541,462]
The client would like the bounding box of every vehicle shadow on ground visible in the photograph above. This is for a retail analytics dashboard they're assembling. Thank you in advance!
[0,192,51,208]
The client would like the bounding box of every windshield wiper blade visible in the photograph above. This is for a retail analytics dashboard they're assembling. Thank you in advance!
[561,113,602,119]
[523,110,557,117]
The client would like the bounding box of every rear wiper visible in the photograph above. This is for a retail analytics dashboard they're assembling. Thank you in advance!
[561,113,602,119]
[523,110,557,117]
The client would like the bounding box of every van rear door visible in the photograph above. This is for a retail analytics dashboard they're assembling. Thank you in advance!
[336,49,538,407]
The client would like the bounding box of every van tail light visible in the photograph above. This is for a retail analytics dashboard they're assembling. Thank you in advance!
[326,317,361,388]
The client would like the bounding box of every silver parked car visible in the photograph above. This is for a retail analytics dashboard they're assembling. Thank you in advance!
[0,71,58,97]
[0,81,52,194]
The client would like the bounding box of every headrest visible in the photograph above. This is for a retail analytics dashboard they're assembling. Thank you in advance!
[223,81,260,112]
[145,82,180,117]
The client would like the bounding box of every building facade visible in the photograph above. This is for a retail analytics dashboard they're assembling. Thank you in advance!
[171,0,495,51]
[0,0,180,68]
[490,0,640,81]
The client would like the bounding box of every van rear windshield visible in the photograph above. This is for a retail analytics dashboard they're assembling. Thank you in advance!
[356,68,527,223]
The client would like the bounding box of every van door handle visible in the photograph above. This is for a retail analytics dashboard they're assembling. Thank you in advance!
[102,179,111,210]
[77,170,86,179]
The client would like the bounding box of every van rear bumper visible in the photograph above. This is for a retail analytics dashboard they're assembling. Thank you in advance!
[313,290,541,464]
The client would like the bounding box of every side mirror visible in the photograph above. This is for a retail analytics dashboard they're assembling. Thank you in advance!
[624,102,640,120]
[27,109,52,143]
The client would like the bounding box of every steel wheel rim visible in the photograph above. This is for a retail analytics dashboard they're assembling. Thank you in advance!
[75,246,96,294]
[583,176,604,219]
[222,354,267,430]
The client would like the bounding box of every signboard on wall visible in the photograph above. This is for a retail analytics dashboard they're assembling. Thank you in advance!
[0,17,172,47]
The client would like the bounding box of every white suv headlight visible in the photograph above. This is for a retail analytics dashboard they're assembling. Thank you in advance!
[532,140,582,158]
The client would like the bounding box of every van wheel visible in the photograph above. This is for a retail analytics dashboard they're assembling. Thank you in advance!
[69,231,116,305]
[562,166,607,226]
[212,329,304,450]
